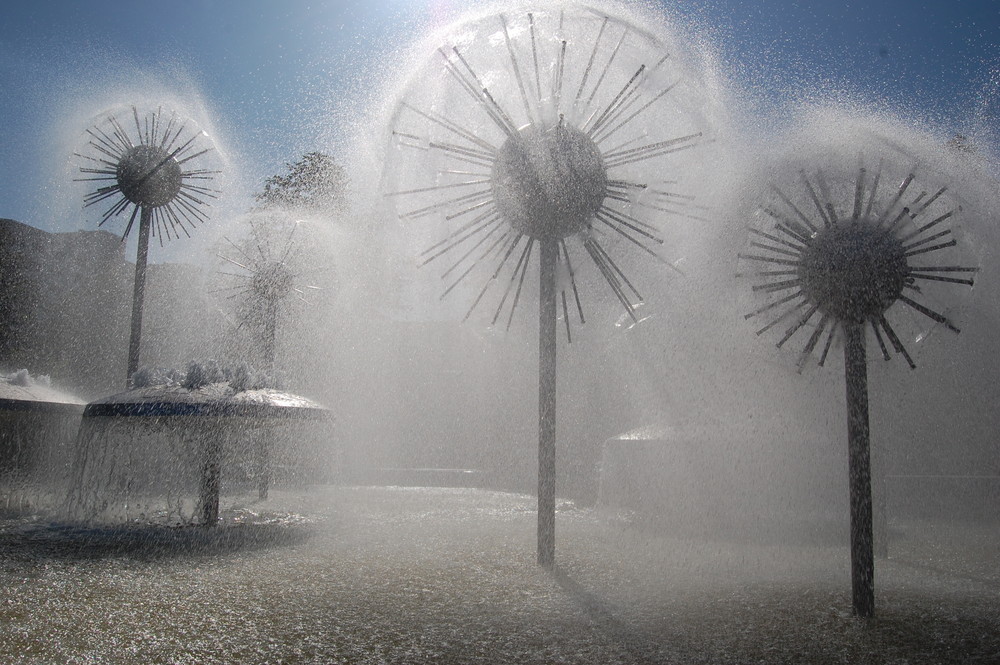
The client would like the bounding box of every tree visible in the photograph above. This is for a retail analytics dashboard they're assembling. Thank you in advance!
[254,152,348,214]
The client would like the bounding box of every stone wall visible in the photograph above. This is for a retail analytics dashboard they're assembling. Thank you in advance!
[0,218,223,398]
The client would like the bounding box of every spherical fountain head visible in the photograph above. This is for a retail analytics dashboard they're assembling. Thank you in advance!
[76,105,221,241]
[738,157,979,370]
[798,222,908,325]
[251,261,295,302]
[492,123,608,240]
[116,144,183,208]
[385,6,714,330]
[215,212,331,378]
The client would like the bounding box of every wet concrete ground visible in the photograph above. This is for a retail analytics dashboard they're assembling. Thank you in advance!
[1,485,998,664]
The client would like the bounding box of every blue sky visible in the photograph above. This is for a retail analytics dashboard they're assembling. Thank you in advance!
[0,0,996,232]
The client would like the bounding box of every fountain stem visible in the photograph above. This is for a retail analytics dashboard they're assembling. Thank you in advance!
[262,298,279,377]
[200,429,222,526]
[538,239,557,568]
[256,298,281,501]
[126,206,152,386]
[844,321,874,617]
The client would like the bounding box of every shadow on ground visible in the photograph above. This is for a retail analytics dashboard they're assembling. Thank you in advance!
[0,518,313,561]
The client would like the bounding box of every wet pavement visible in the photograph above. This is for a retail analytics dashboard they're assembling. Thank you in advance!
[1,485,998,664]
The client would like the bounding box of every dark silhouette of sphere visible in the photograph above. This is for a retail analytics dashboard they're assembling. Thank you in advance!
[492,124,607,240]
[116,145,183,208]
[251,262,294,302]
[798,222,908,324]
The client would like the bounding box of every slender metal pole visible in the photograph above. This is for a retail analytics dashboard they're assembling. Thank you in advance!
[263,298,279,377]
[200,427,221,527]
[258,299,279,500]
[538,239,557,568]
[256,424,272,501]
[844,322,874,617]
[126,206,152,386]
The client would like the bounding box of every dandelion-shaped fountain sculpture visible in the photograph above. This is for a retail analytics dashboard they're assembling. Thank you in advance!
[386,7,710,566]
[75,105,220,385]
[217,216,321,377]
[216,216,323,499]
[739,160,978,617]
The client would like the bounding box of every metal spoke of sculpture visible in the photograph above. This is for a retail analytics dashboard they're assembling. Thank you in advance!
[740,160,978,617]
[75,105,220,385]
[387,7,708,567]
